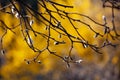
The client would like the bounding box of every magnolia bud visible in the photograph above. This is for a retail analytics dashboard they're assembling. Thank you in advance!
[1,49,5,55]
[102,15,106,21]
[15,12,20,19]
[11,6,15,14]
[30,20,34,26]
[56,21,61,27]
[27,37,33,45]
[37,60,41,64]
[54,41,59,45]
[75,59,83,63]
[26,61,30,64]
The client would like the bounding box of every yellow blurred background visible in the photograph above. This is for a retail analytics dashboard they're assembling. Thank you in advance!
[0,0,120,80]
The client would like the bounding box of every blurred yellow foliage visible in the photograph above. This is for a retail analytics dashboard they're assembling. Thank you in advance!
[0,0,120,80]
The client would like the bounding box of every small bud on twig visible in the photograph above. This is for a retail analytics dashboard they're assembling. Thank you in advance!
[26,61,30,64]
[82,41,88,48]
[27,36,33,46]
[104,26,110,34]
[75,59,83,63]
[64,56,69,60]
[94,33,99,38]
[30,20,34,26]
[102,15,106,21]
[66,63,70,68]
[15,12,21,19]
[24,59,31,64]
[56,21,61,27]
[102,15,107,24]
[11,6,16,14]
[1,49,5,55]
[54,41,59,45]
[37,60,41,64]
[84,44,88,48]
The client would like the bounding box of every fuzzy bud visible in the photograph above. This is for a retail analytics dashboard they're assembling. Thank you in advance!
[54,41,59,45]
[37,60,41,64]
[27,37,33,46]
[26,61,30,64]
[102,15,106,21]
[56,21,61,27]
[75,59,83,63]
[11,6,16,14]
[15,12,20,19]
[30,20,34,26]
[1,49,5,55]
